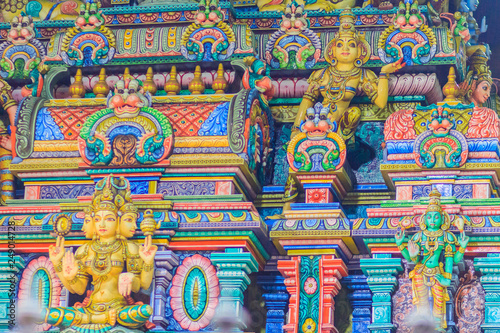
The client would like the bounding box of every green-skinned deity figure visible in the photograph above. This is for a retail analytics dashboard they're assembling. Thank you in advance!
[395,189,469,331]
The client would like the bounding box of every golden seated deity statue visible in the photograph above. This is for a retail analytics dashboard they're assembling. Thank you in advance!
[42,176,157,332]
[292,8,404,146]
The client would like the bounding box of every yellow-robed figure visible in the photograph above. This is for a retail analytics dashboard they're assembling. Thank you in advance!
[41,176,157,332]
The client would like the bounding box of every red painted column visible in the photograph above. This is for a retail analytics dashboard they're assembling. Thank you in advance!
[278,257,300,333]
[278,255,348,333]
[319,255,348,333]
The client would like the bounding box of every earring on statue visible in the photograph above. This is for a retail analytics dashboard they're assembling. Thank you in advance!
[354,59,362,67]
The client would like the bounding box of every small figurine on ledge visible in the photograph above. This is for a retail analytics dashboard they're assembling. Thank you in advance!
[292,8,405,147]
[43,176,157,333]
[395,189,469,331]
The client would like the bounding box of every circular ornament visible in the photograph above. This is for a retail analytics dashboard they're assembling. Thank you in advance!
[53,214,72,237]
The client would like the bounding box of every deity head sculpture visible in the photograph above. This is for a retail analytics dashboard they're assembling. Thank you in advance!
[301,102,335,140]
[196,0,223,28]
[324,8,370,67]
[459,49,492,106]
[419,189,451,232]
[75,0,105,31]
[107,78,152,118]
[394,0,425,33]
[428,106,455,137]
[466,0,479,11]
[8,15,35,46]
[118,202,138,239]
[280,3,308,35]
[82,206,95,239]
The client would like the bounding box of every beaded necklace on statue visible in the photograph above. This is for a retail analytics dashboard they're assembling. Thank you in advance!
[324,66,361,103]
[90,239,123,277]
[422,229,443,256]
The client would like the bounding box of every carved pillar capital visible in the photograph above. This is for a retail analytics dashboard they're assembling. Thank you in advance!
[211,248,259,332]
[360,254,403,333]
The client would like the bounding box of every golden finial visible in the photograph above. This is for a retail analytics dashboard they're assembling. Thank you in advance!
[69,69,85,98]
[164,66,181,95]
[212,64,228,94]
[93,68,109,98]
[123,67,131,81]
[442,67,460,102]
[188,66,205,95]
[143,67,157,96]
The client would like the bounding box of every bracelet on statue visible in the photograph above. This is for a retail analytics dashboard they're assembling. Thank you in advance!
[303,92,317,102]
[69,276,79,285]
[458,246,466,254]
[54,262,63,273]
[379,72,389,79]
[143,263,154,272]
[442,272,452,279]
[397,244,405,251]
[410,256,419,263]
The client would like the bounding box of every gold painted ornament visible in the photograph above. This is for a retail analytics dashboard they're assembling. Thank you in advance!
[69,69,86,98]
[93,68,110,98]
[140,209,159,236]
[143,67,157,96]
[164,66,181,95]
[212,63,228,94]
[188,66,205,95]
[53,214,72,237]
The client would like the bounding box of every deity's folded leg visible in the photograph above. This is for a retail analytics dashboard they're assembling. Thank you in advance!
[116,304,153,329]
[41,307,87,327]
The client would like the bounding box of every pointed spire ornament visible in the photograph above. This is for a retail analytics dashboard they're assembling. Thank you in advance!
[93,68,110,98]
[212,63,228,94]
[69,69,86,98]
[188,66,205,95]
[143,67,157,96]
[164,66,181,95]
[123,67,131,81]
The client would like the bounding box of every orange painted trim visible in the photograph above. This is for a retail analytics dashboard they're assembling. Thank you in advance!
[0,243,52,252]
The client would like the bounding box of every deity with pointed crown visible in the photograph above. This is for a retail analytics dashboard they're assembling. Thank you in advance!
[292,8,405,146]
[42,175,157,332]
[459,48,492,107]
[395,189,469,331]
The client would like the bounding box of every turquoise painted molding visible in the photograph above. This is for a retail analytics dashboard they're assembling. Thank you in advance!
[211,248,259,331]
[360,254,402,333]
[474,253,500,333]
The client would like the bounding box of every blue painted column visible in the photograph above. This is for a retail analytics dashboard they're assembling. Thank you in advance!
[150,249,179,330]
[258,269,289,333]
[360,254,402,333]
[0,253,25,331]
[211,248,259,331]
[475,253,500,332]
[344,274,372,333]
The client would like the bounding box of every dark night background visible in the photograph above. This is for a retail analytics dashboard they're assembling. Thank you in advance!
[477,0,500,79]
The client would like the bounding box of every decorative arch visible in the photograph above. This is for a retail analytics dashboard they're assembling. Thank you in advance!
[18,256,63,331]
